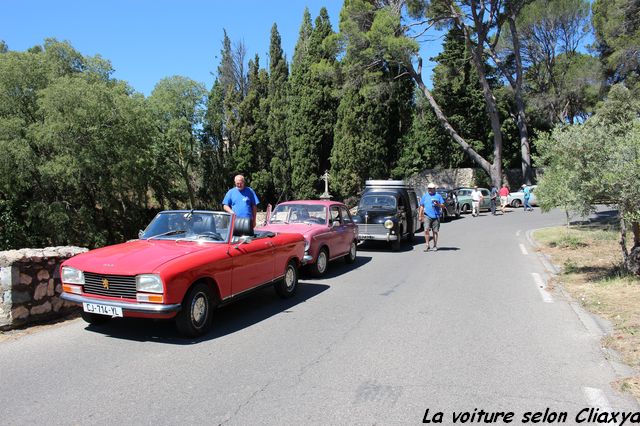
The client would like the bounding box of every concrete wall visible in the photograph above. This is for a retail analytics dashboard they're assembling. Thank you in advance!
[0,246,87,330]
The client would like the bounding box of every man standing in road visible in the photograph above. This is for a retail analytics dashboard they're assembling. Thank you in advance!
[499,183,510,214]
[418,183,445,252]
[490,185,498,216]
[471,186,483,217]
[222,174,260,227]
[522,184,533,211]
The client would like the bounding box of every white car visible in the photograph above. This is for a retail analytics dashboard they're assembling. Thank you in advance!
[507,185,538,208]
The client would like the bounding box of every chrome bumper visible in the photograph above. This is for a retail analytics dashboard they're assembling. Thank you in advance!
[301,253,313,265]
[61,292,182,314]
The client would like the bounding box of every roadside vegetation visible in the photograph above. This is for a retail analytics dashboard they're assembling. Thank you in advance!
[534,225,640,402]
[1,0,638,250]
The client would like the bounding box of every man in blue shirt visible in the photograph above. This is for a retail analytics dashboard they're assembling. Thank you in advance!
[522,184,532,211]
[418,183,445,252]
[222,174,260,227]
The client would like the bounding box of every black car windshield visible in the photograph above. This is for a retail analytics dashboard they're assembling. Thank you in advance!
[141,211,231,242]
[270,204,327,224]
[359,195,397,210]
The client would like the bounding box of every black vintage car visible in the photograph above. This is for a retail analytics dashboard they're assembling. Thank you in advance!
[352,180,421,251]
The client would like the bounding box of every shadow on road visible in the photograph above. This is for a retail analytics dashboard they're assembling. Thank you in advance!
[358,239,416,253]
[570,208,619,228]
[83,282,329,344]
[300,255,372,280]
[358,235,460,253]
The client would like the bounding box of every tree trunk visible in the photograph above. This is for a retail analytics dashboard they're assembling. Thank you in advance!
[507,14,534,185]
[626,221,640,276]
[462,2,503,188]
[407,61,495,182]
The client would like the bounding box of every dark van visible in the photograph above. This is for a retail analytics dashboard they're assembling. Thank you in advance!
[352,180,421,251]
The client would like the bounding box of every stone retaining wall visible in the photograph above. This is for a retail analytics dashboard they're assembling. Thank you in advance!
[407,168,539,194]
[0,246,87,330]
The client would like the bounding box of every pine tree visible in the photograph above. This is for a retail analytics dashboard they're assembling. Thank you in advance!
[330,1,413,199]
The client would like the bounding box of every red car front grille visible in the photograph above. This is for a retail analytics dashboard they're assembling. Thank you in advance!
[83,272,137,299]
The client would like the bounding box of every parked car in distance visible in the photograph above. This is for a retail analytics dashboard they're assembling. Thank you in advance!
[508,185,538,207]
[352,180,421,251]
[60,210,305,337]
[453,187,491,213]
[435,187,460,221]
[256,200,358,277]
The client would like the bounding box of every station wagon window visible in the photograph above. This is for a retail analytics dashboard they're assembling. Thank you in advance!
[408,191,417,210]
[340,206,353,224]
[481,189,490,197]
[330,206,341,224]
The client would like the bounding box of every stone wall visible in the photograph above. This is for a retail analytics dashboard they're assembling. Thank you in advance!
[0,246,87,330]
[407,168,476,194]
[407,168,540,194]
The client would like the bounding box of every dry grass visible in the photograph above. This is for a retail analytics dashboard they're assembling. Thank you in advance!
[534,226,640,403]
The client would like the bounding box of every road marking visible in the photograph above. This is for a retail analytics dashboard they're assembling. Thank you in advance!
[532,272,553,303]
[519,243,528,255]
[583,387,613,411]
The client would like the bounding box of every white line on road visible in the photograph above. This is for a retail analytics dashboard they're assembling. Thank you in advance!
[532,272,553,303]
[583,387,613,411]
[519,243,528,255]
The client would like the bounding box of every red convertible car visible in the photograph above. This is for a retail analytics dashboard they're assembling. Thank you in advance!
[256,200,358,277]
[60,211,305,337]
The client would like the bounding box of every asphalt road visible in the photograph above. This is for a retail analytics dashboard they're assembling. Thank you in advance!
[1,207,638,425]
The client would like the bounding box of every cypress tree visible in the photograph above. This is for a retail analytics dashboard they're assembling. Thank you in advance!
[267,24,290,203]
[288,8,340,199]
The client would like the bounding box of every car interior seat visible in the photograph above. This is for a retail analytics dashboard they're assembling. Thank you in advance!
[233,217,254,238]
[191,216,213,235]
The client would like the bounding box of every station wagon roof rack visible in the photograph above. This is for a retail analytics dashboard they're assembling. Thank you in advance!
[364,180,411,188]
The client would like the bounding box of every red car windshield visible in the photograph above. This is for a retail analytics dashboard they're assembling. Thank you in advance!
[142,212,231,242]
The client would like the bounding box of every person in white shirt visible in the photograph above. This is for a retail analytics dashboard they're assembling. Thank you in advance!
[471,186,483,217]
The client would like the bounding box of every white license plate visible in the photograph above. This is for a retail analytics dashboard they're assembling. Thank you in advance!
[359,235,375,240]
[82,302,123,317]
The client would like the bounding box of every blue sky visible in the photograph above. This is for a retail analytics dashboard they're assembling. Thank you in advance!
[2,0,441,96]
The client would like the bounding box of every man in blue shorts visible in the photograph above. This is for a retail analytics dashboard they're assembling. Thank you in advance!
[418,183,445,252]
[222,174,260,227]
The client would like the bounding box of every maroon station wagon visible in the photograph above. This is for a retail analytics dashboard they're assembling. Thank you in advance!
[256,200,358,277]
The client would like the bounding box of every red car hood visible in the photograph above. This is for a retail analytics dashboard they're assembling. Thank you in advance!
[63,240,221,275]
[257,223,325,238]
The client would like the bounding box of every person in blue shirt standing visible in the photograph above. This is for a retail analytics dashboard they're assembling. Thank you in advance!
[418,183,445,252]
[222,174,260,227]
[522,184,532,212]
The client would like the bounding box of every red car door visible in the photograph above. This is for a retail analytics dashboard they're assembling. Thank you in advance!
[328,206,349,257]
[231,237,275,295]
[340,206,357,253]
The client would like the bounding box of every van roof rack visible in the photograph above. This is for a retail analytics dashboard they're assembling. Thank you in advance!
[364,180,411,188]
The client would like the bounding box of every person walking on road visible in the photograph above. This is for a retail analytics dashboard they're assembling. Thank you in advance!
[490,185,498,216]
[471,186,483,217]
[222,174,260,227]
[418,183,445,252]
[499,184,510,214]
[522,184,533,211]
